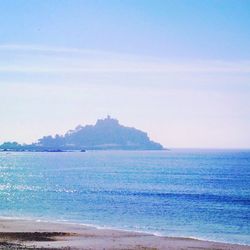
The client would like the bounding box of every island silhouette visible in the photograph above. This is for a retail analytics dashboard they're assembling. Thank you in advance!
[0,116,164,151]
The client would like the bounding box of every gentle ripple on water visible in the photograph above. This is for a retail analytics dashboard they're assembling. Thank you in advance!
[0,149,249,245]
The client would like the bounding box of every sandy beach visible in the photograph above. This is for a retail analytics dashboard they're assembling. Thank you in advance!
[0,218,249,250]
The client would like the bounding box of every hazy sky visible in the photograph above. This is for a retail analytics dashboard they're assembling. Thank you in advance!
[1,0,250,148]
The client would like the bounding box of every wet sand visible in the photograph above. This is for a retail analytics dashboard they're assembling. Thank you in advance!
[0,218,249,250]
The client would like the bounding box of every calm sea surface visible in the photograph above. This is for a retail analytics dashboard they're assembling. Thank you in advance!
[0,150,249,245]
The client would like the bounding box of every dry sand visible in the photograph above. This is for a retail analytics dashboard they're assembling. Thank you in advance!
[0,218,249,250]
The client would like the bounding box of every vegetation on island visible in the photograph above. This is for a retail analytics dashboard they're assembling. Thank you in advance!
[0,116,164,151]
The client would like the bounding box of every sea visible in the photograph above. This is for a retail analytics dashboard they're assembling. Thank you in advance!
[0,149,249,245]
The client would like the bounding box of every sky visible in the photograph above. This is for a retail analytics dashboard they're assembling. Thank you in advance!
[0,0,250,148]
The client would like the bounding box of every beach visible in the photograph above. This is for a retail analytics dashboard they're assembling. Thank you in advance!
[0,218,249,250]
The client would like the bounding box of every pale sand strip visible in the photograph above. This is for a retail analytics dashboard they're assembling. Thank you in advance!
[0,218,249,250]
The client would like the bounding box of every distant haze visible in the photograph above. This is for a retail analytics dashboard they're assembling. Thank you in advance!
[0,0,250,148]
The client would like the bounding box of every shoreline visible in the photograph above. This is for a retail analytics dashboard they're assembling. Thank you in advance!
[1,215,249,246]
[0,217,249,250]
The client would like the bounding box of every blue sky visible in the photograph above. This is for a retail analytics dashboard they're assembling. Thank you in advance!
[0,0,250,148]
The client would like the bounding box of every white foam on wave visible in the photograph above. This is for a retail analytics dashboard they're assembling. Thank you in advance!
[0,215,249,246]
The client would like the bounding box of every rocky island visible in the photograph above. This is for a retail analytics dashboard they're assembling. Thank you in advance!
[0,116,164,151]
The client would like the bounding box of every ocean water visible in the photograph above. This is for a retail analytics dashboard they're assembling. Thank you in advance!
[0,150,249,245]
